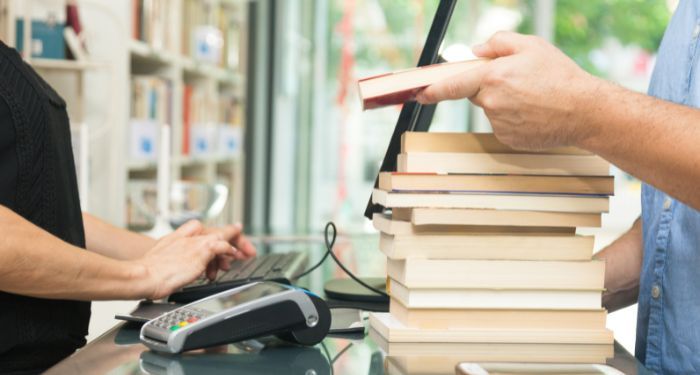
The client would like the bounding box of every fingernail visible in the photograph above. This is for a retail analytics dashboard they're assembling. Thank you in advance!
[234,222,243,229]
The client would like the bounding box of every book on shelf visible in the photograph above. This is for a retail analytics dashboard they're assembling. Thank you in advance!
[372,188,609,213]
[378,172,614,196]
[182,0,242,68]
[358,59,489,110]
[369,330,613,364]
[132,0,178,51]
[387,278,602,310]
[396,207,602,228]
[129,76,170,161]
[379,232,594,261]
[181,85,242,157]
[401,132,590,155]
[14,0,67,59]
[387,258,605,290]
[130,75,171,123]
[369,313,614,344]
[372,213,576,236]
[397,152,610,176]
[389,299,607,330]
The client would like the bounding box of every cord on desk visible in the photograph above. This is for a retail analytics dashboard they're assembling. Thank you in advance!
[294,222,389,299]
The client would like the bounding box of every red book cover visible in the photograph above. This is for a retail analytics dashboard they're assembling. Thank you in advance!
[358,59,489,110]
[182,85,192,155]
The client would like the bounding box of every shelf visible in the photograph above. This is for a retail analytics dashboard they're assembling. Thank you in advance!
[129,40,179,66]
[30,58,107,71]
[127,159,158,171]
[129,40,243,86]
[178,155,240,167]
[181,57,242,85]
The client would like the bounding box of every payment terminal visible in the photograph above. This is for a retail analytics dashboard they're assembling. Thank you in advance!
[140,281,331,353]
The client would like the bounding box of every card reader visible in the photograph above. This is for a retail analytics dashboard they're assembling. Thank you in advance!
[140,281,331,353]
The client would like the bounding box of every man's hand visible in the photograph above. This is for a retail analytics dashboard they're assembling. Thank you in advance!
[133,220,237,299]
[417,31,603,150]
[201,223,257,280]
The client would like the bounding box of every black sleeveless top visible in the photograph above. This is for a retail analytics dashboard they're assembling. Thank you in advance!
[0,42,90,373]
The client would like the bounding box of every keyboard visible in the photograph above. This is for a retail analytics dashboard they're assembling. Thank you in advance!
[168,252,308,303]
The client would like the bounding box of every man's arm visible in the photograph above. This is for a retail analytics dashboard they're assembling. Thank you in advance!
[0,205,234,300]
[417,32,700,210]
[594,218,644,312]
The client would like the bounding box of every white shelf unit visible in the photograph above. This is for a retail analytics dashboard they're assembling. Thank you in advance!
[0,0,249,228]
[125,0,248,229]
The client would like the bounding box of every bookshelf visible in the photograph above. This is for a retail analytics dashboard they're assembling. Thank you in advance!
[0,0,249,230]
[126,0,248,230]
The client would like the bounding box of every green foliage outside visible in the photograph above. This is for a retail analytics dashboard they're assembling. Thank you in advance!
[519,0,671,76]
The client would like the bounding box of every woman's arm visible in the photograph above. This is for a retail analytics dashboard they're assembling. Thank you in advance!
[0,205,235,300]
[83,212,155,260]
[82,213,257,280]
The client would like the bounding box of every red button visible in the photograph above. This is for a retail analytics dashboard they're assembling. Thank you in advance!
[187,317,199,323]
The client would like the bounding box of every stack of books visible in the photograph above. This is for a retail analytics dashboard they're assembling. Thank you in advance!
[369,132,615,368]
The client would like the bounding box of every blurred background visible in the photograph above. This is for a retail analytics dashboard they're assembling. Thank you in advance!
[0,0,676,353]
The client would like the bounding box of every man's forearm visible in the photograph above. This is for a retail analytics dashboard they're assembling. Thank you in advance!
[0,206,149,300]
[594,217,643,312]
[83,213,156,260]
[579,79,700,210]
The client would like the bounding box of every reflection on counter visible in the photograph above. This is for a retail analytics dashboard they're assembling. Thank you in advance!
[139,344,331,375]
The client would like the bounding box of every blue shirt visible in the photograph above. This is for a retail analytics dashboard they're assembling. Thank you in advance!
[638,1,700,372]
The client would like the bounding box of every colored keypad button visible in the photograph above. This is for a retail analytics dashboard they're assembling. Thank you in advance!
[178,321,189,327]
[187,317,199,323]
[169,326,180,331]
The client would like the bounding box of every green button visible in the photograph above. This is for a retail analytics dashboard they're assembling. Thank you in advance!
[169,325,180,331]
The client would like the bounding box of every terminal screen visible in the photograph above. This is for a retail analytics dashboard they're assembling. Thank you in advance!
[191,283,289,313]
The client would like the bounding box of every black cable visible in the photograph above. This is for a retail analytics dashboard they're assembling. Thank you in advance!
[331,342,354,364]
[294,222,389,298]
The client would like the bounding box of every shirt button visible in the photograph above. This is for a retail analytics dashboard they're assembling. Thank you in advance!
[663,197,672,210]
[651,284,662,299]
[693,23,700,39]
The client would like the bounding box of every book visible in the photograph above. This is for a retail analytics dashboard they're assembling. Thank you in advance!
[402,207,601,228]
[389,299,607,330]
[370,330,613,364]
[372,189,609,213]
[384,355,614,375]
[368,313,614,344]
[397,153,610,176]
[388,279,602,309]
[358,59,489,110]
[387,258,605,289]
[379,232,594,261]
[401,132,590,155]
[372,213,576,236]
[182,85,193,155]
[378,172,614,196]
[456,362,625,375]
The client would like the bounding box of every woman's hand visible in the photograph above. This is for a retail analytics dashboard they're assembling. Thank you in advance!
[132,220,236,299]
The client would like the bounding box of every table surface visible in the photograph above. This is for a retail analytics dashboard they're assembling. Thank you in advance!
[45,322,651,375]
[45,238,652,375]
